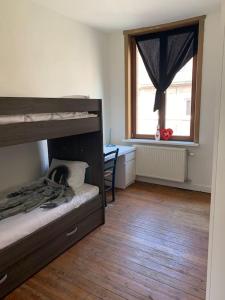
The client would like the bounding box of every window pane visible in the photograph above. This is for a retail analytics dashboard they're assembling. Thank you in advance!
[165,59,193,137]
[136,49,158,135]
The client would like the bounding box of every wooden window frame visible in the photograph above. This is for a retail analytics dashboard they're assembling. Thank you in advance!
[124,16,205,142]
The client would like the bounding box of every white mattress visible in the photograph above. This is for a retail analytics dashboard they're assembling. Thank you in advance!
[0,183,99,250]
[0,112,97,125]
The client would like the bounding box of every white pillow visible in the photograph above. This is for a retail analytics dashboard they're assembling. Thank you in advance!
[49,159,89,191]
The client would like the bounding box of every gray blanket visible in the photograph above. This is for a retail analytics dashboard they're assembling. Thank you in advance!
[0,178,74,221]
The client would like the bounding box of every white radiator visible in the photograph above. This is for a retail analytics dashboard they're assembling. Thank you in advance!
[136,145,188,182]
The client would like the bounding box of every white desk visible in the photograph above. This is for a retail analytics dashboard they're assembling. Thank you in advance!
[104,145,136,189]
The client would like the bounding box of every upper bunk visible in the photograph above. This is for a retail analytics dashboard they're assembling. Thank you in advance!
[0,97,102,147]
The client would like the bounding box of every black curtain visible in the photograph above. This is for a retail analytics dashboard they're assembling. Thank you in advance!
[135,25,199,111]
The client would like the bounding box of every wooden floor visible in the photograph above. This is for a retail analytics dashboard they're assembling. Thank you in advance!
[6,182,210,300]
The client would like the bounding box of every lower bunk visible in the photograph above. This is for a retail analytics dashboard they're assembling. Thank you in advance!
[0,184,104,298]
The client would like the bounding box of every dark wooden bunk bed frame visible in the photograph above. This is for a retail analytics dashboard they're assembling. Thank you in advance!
[0,97,105,298]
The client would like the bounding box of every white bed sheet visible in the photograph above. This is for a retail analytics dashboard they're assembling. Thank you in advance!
[0,112,97,125]
[0,183,99,250]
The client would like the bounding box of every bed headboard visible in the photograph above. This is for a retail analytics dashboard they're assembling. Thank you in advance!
[47,132,104,191]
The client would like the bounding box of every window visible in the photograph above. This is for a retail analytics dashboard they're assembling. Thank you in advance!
[124,17,205,142]
[185,99,192,117]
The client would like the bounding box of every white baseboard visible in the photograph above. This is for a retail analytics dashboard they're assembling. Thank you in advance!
[136,176,211,193]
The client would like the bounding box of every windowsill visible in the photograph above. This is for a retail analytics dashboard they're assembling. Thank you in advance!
[123,139,199,147]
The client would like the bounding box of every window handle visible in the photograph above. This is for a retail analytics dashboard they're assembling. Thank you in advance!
[0,274,7,285]
[66,226,78,237]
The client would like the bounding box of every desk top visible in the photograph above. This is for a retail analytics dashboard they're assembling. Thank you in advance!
[104,145,136,157]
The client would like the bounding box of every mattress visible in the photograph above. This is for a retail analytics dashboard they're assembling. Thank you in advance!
[0,183,99,250]
[0,112,97,125]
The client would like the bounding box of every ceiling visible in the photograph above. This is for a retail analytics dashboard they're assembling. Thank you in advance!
[32,0,221,32]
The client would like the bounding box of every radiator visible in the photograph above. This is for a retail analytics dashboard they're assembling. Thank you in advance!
[136,145,188,182]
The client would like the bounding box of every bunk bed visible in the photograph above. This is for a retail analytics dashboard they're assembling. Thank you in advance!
[0,97,105,298]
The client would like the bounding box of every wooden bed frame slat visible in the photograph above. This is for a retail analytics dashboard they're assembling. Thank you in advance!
[0,97,101,114]
[0,117,100,147]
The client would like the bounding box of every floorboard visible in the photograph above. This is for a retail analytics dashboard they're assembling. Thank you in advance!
[5,182,210,300]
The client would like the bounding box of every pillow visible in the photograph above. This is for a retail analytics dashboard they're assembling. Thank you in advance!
[49,159,88,191]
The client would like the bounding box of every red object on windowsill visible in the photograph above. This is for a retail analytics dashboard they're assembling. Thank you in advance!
[160,128,173,140]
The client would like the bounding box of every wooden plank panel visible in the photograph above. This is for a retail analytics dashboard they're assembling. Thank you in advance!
[0,117,100,147]
[0,98,101,115]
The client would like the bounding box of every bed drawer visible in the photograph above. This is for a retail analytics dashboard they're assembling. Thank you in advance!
[0,195,102,270]
[0,208,103,299]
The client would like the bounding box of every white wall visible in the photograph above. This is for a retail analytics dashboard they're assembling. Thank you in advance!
[106,10,221,192]
[207,1,225,299]
[0,0,109,191]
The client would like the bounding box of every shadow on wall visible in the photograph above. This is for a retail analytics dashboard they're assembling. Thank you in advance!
[0,140,49,191]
